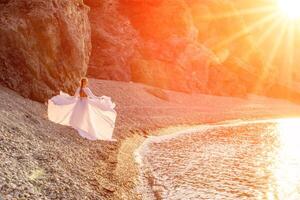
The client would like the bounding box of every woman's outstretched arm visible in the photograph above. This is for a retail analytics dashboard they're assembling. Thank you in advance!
[74,88,80,97]
[84,88,98,99]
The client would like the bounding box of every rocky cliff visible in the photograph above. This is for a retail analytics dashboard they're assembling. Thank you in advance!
[0,0,91,102]
[85,0,138,81]
[85,0,264,96]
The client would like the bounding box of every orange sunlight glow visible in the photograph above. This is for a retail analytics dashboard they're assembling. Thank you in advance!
[204,0,300,93]
[277,0,300,20]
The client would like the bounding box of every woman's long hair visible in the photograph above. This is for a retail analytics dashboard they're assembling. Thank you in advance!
[79,77,88,98]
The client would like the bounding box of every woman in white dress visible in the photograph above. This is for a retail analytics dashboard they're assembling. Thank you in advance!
[48,77,117,141]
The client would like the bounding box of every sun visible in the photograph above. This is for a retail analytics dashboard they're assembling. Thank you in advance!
[277,0,300,20]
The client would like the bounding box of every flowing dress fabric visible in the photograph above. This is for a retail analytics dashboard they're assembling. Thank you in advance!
[48,87,116,141]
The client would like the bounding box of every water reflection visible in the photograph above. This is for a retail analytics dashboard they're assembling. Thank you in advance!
[138,119,300,200]
[272,119,300,199]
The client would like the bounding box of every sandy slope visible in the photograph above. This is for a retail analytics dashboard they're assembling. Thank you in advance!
[1,79,300,200]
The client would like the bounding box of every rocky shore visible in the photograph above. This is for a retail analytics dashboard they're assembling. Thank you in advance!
[1,79,300,199]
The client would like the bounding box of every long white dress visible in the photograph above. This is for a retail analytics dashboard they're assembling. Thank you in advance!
[48,87,117,141]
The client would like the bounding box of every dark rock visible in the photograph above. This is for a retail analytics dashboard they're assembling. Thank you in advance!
[0,0,91,102]
[85,0,138,81]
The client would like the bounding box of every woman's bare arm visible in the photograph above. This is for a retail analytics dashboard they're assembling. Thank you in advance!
[84,88,98,99]
[74,88,80,97]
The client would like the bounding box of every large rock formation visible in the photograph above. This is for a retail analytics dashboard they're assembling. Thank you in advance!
[85,0,138,81]
[86,0,264,96]
[0,0,91,102]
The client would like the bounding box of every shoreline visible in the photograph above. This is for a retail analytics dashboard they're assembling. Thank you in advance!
[131,118,298,199]
[2,79,300,199]
[113,116,300,199]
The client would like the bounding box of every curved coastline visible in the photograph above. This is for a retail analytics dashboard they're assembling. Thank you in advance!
[133,119,284,199]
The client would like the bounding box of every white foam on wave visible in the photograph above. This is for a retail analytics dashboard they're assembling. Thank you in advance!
[134,119,280,199]
[134,125,212,199]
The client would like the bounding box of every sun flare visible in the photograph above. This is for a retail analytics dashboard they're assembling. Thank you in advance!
[278,0,300,20]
